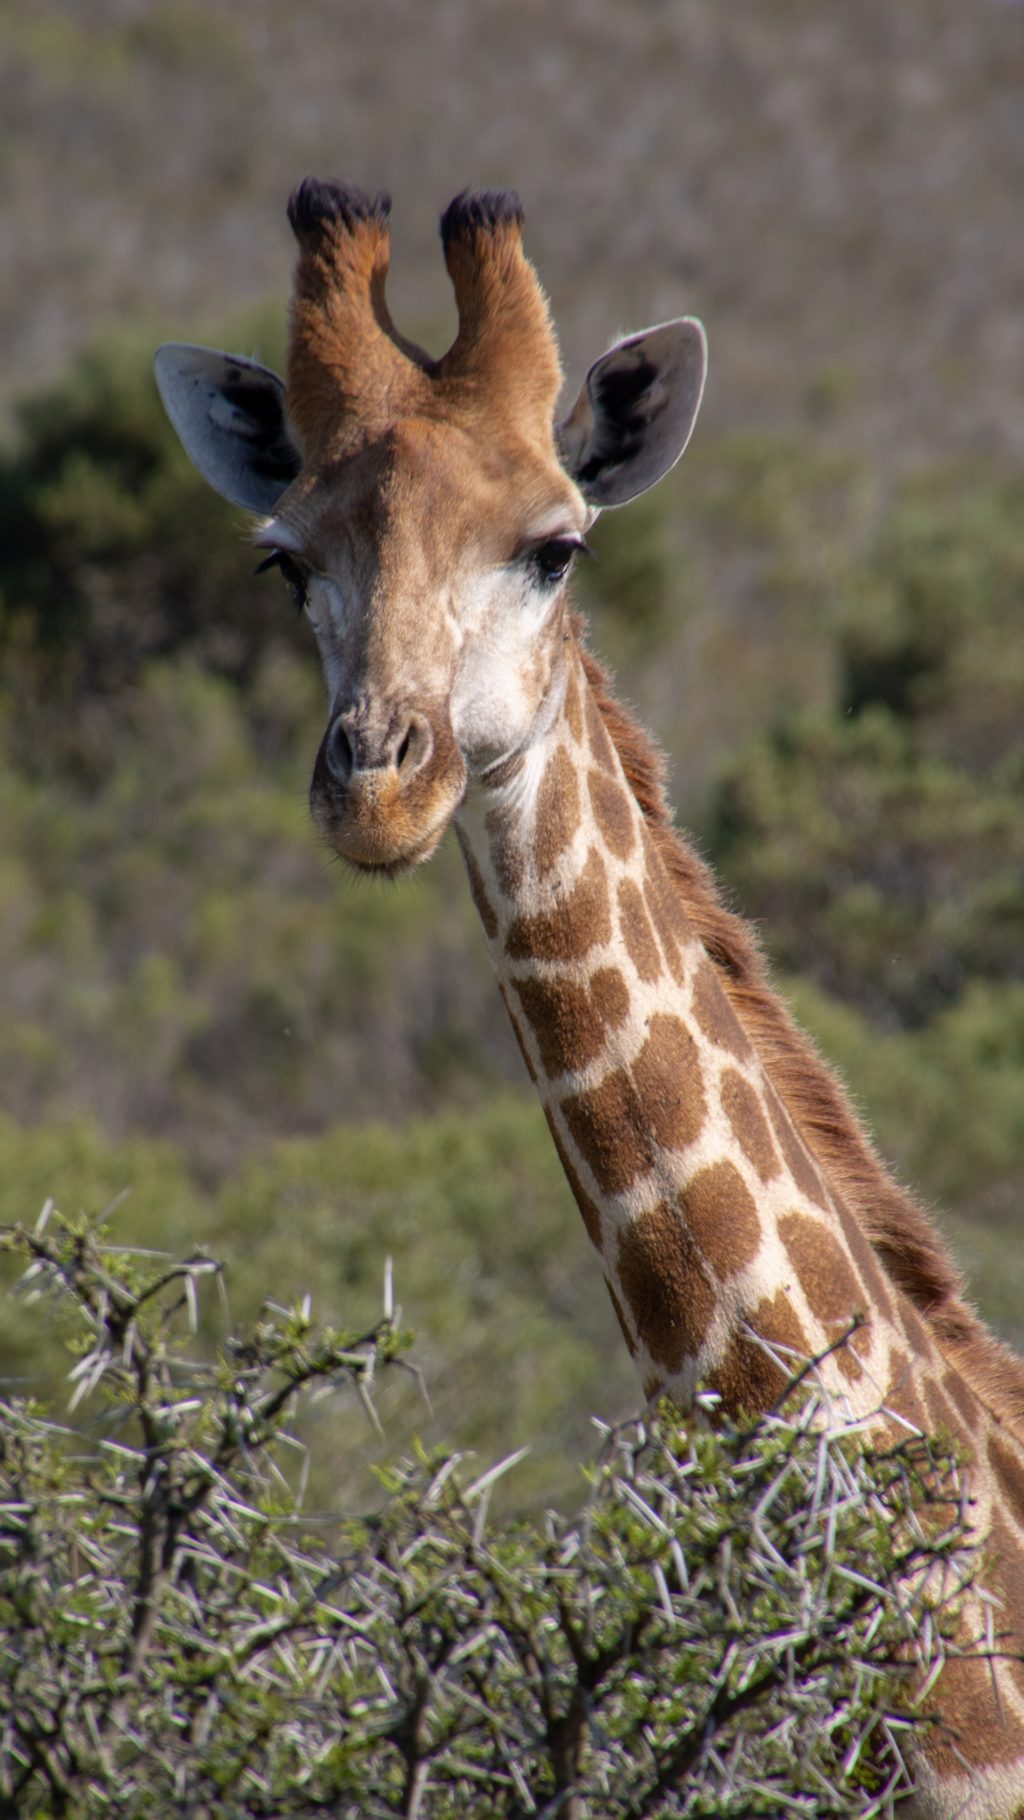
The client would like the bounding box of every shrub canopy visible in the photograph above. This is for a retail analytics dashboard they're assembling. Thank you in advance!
[0,1218,979,1819]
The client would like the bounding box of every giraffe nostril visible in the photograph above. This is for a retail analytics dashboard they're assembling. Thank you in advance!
[325,714,354,784]
[394,713,432,776]
[324,707,433,782]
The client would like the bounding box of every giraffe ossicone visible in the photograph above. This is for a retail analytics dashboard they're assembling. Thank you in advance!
[156,178,1024,1818]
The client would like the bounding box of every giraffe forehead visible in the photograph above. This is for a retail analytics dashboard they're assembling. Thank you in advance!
[283,416,582,578]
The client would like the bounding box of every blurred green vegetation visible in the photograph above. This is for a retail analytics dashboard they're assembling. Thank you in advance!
[0,339,1021,1504]
[710,469,1024,1028]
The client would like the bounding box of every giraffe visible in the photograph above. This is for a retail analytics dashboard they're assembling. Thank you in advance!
[155,179,1024,1817]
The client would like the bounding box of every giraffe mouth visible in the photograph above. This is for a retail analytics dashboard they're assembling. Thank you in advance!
[310,759,466,876]
[325,819,451,878]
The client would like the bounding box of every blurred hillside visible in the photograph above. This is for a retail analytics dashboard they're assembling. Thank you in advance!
[3,0,1024,466]
[1,0,1022,1506]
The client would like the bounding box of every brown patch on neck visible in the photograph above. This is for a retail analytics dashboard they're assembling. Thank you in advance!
[708,1291,812,1414]
[572,620,1024,1438]
[917,1637,1024,1775]
[505,845,611,962]
[989,1431,1024,1514]
[720,1070,781,1184]
[535,747,581,876]
[617,1206,717,1376]
[486,799,525,897]
[679,1161,760,1281]
[690,958,753,1061]
[987,1510,1024,1694]
[617,878,662,982]
[545,1114,604,1252]
[605,1276,638,1357]
[560,1065,655,1197]
[481,751,525,793]
[564,657,585,744]
[458,835,499,939]
[513,971,620,1079]
[589,768,637,860]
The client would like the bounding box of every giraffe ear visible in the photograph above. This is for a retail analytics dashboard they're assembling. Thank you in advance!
[154,343,301,514]
[557,318,707,508]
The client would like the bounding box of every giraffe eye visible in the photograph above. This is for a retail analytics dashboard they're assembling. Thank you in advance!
[255,547,309,614]
[529,535,587,587]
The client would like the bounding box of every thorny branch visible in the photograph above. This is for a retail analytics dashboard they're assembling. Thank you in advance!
[0,1216,995,1819]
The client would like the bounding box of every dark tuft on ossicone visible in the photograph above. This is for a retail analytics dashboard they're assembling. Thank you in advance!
[440,188,525,249]
[287,179,392,245]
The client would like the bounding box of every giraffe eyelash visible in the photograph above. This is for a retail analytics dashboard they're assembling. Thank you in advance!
[528,534,591,587]
[255,547,309,614]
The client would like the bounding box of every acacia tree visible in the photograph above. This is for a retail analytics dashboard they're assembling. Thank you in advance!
[0,1216,982,1818]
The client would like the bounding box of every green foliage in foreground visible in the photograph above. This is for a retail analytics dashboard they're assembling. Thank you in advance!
[0,1098,636,1515]
[0,1221,978,1818]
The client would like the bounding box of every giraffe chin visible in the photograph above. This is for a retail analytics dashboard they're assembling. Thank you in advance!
[332,826,446,878]
[310,788,461,877]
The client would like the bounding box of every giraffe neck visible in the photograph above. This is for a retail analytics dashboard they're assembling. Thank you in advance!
[456,633,912,1415]
[455,629,1024,1813]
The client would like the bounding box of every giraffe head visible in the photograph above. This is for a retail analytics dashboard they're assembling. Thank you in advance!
[155,181,706,873]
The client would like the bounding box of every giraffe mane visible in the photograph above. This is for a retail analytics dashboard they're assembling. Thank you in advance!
[575,622,1024,1438]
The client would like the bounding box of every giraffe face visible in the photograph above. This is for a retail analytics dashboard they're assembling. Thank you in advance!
[154,180,707,874]
[258,415,587,873]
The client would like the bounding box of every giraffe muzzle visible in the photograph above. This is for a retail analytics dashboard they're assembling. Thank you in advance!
[310,700,466,874]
